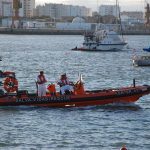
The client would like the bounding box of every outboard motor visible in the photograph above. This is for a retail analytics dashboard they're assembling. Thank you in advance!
[133,78,136,87]
[64,89,71,95]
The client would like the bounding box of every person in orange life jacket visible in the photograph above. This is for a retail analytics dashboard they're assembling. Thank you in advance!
[37,71,47,97]
[57,73,74,94]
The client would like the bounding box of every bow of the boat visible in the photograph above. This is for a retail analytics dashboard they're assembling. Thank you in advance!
[141,85,150,95]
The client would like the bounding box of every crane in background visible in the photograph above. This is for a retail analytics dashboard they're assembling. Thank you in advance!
[145,1,150,26]
[12,0,22,28]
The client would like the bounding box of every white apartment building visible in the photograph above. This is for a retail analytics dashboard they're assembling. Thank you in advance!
[35,3,92,19]
[99,5,120,17]
[0,0,13,17]
[20,0,35,17]
[0,0,35,18]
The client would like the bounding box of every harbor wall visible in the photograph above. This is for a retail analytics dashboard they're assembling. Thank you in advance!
[0,28,150,35]
[0,28,85,35]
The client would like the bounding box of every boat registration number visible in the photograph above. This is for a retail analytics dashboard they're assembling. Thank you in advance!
[16,95,71,103]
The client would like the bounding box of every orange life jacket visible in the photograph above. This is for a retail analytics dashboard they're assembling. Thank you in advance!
[38,75,47,84]
[47,84,56,93]
[61,79,69,85]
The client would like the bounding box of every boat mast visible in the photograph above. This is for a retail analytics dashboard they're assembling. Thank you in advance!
[115,0,118,25]
[116,0,124,39]
[145,1,150,26]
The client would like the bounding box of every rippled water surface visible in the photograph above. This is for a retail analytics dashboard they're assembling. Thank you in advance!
[0,35,150,150]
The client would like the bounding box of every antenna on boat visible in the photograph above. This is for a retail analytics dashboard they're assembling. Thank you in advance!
[116,0,124,40]
[79,73,83,82]
[133,78,136,87]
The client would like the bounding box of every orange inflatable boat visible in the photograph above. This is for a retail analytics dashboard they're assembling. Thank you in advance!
[0,71,150,107]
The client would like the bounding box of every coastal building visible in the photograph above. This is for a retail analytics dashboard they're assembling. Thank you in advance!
[34,3,92,19]
[121,11,144,25]
[0,0,35,18]
[19,0,35,17]
[0,0,35,27]
[99,5,120,17]
[56,17,96,31]
[0,0,13,17]
[121,11,144,20]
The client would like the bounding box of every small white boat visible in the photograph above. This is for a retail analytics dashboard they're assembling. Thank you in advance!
[72,0,127,52]
[72,30,127,51]
[133,55,150,66]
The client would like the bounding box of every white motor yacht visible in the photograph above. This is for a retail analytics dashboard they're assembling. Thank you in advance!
[133,55,150,66]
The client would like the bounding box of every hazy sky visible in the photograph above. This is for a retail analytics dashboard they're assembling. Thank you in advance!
[36,0,150,11]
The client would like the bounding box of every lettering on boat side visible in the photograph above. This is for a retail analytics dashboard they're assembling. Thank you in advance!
[116,89,142,96]
[16,95,71,103]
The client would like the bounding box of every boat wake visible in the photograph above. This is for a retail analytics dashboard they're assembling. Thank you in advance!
[99,102,142,111]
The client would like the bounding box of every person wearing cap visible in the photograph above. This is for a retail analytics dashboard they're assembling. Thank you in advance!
[57,73,74,95]
[37,71,47,97]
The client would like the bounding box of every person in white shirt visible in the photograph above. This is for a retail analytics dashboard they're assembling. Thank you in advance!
[37,71,47,97]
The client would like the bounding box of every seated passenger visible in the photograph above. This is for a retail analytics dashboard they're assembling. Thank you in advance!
[57,73,74,95]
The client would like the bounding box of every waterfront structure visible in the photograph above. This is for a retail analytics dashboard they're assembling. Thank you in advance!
[121,11,144,20]
[34,3,92,19]
[0,0,13,17]
[56,17,96,31]
[99,5,120,17]
[19,0,35,17]
[121,11,144,25]
[0,0,35,18]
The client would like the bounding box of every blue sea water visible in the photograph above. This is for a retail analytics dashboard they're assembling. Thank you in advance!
[0,34,150,150]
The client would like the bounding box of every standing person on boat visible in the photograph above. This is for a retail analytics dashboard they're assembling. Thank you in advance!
[57,73,74,95]
[37,71,47,97]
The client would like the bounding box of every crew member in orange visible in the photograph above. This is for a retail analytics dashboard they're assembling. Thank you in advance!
[37,71,47,97]
[57,73,74,94]
[120,145,127,150]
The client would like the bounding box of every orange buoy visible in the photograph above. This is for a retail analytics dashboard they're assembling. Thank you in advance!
[3,77,18,93]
